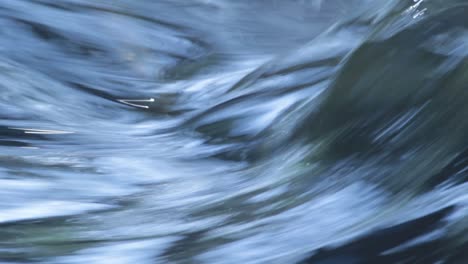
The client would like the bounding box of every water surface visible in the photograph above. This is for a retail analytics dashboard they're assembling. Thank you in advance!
[0,0,467,263]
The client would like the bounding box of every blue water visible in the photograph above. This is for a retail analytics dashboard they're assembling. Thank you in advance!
[0,0,467,263]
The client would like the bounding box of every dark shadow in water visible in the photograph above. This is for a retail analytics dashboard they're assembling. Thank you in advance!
[300,206,456,264]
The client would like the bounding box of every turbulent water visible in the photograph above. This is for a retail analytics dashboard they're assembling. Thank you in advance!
[0,0,467,263]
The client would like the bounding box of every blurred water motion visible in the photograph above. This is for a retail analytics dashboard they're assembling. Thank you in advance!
[0,0,467,263]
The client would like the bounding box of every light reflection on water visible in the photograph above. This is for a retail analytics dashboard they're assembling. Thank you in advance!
[0,0,467,263]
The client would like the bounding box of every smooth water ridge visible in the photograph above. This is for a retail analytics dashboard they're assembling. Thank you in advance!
[0,0,467,263]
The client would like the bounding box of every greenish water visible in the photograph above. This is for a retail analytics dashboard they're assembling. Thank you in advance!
[0,0,467,263]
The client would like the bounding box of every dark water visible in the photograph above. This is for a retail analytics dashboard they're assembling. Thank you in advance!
[0,0,467,263]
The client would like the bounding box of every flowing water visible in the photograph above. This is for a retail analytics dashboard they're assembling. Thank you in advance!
[0,0,467,263]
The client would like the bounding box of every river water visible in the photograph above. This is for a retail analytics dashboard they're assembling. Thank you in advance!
[0,0,467,263]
